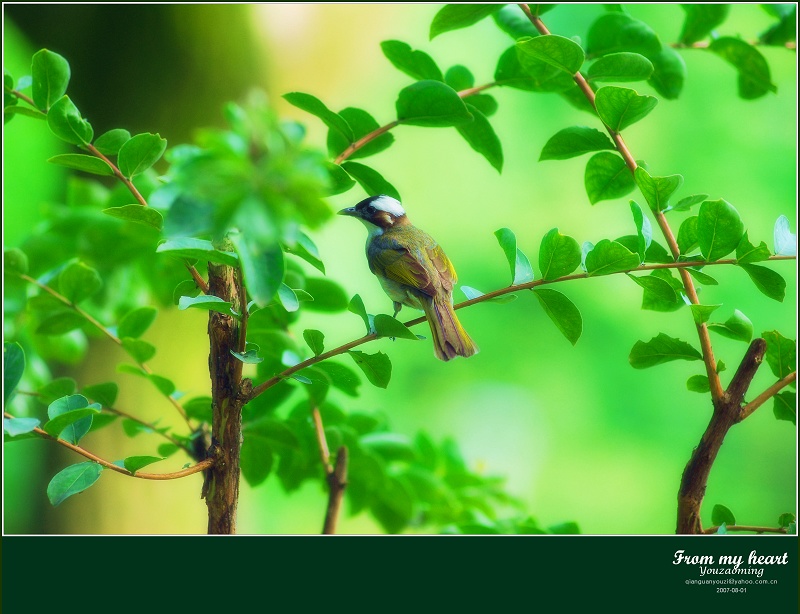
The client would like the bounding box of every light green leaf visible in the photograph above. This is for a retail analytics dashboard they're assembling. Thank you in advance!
[178,295,239,319]
[81,382,118,407]
[671,194,707,212]
[679,5,730,44]
[93,128,131,155]
[595,86,658,132]
[709,37,776,99]
[46,96,92,145]
[430,4,502,39]
[648,45,687,99]
[773,215,796,256]
[686,375,710,393]
[677,216,699,255]
[735,231,771,264]
[456,103,503,172]
[634,167,683,213]
[303,277,349,312]
[533,289,582,345]
[707,309,753,343]
[585,152,634,204]
[303,329,325,356]
[4,342,25,407]
[230,347,263,364]
[123,456,164,475]
[4,417,40,437]
[348,294,371,333]
[740,263,786,302]
[380,40,443,81]
[773,392,796,425]
[316,362,362,397]
[58,262,102,303]
[229,234,283,307]
[103,205,164,231]
[587,52,653,82]
[373,314,419,341]
[396,80,473,127]
[628,273,678,305]
[690,304,721,325]
[277,284,299,312]
[762,330,796,381]
[117,133,167,178]
[539,126,615,161]
[495,228,534,285]
[340,161,401,202]
[630,200,652,260]
[283,230,326,274]
[445,64,474,91]
[121,338,157,363]
[324,162,356,195]
[539,228,581,280]
[4,247,29,275]
[45,395,99,444]
[47,462,103,506]
[31,49,70,111]
[349,350,392,389]
[640,269,684,312]
[157,237,239,267]
[585,239,641,276]
[629,333,702,369]
[283,92,353,141]
[516,35,585,75]
[118,306,157,339]
[697,199,744,261]
[48,154,114,176]
[585,12,661,58]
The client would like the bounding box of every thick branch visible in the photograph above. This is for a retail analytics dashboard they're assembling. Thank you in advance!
[323,447,348,535]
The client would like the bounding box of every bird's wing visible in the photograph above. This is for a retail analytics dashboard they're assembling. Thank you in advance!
[369,245,437,297]
[427,242,457,293]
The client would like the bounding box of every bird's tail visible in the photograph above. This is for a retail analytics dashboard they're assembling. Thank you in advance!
[422,296,478,361]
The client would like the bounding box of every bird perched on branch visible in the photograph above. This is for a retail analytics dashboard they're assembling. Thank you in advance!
[338,195,478,361]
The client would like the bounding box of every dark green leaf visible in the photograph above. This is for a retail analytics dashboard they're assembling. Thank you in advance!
[494,46,540,91]
[349,350,392,389]
[495,228,534,285]
[708,37,776,99]
[773,392,796,425]
[123,456,164,474]
[759,5,796,45]
[46,95,92,145]
[464,93,498,117]
[586,12,661,58]
[740,263,785,302]
[533,288,582,345]
[240,433,274,486]
[585,152,634,204]
[4,342,25,407]
[516,35,585,75]
[640,269,684,312]
[773,215,796,256]
[158,443,179,458]
[687,375,710,393]
[395,80,473,127]
[31,49,70,111]
[677,216,699,255]
[587,52,653,82]
[445,65,474,91]
[117,133,167,178]
[778,512,796,528]
[303,329,325,356]
[87,413,117,433]
[634,167,683,213]
[735,231,771,264]
[47,154,114,176]
[103,205,164,231]
[316,362,361,397]
[118,306,157,339]
[324,162,356,195]
[513,43,576,92]
[38,377,77,405]
[380,40,443,81]
[303,277,350,312]
[629,333,702,369]
[229,234,283,307]
[708,309,753,343]
[711,503,736,527]
[548,522,581,535]
[35,312,86,335]
[4,247,29,275]
[45,395,99,444]
[82,382,118,407]
[430,4,501,39]
[326,107,394,160]
[121,338,156,363]
[492,4,539,40]
[680,5,730,44]
[178,295,239,318]
[539,126,615,161]
[762,330,796,381]
[628,272,678,305]
[173,279,200,305]
[348,294,371,333]
[4,417,40,437]
[697,199,744,261]
[93,128,131,155]
[456,103,503,172]
[283,92,352,141]
[296,366,330,406]
[690,304,721,325]
[157,237,239,267]
[58,262,102,303]
[373,314,419,341]
[148,374,175,397]
[585,239,641,276]
[370,476,414,534]
[340,161,401,201]
[595,86,658,131]
[647,46,686,99]
[644,239,673,264]
[47,462,103,506]
[539,228,581,280]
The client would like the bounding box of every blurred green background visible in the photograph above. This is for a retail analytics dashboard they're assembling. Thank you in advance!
[3,4,796,534]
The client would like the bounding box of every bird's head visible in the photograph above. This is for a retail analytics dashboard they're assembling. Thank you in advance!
[338,195,409,233]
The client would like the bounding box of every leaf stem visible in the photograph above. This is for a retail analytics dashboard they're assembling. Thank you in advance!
[84,143,148,207]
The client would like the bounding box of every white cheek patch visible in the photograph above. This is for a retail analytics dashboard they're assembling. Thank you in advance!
[359,218,384,239]
[372,196,406,217]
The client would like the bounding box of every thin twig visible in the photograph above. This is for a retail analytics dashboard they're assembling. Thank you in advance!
[312,407,332,473]
[672,41,796,51]
[702,524,789,535]
[740,371,797,421]
[85,143,148,207]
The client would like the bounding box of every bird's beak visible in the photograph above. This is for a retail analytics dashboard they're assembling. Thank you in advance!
[338,207,357,217]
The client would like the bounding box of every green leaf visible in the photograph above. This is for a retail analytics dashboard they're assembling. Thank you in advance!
[229,235,283,307]
[586,13,662,59]
[93,128,131,155]
[284,231,326,274]
[740,264,786,302]
[690,304,721,325]
[118,306,157,339]
[348,294,371,333]
[240,433,274,486]
[5,106,47,121]
[595,86,658,132]
[516,35,585,75]
[711,503,736,527]
[4,342,25,407]
[708,37,777,99]
[148,374,175,397]
[283,92,353,141]
[456,103,503,172]
[178,295,239,318]
[340,161,401,201]
[46,95,93,145]
[82,382,118,407]
[35,312,86,336]
[361,432,416,462]
[31,49,70,111]
[302,277,350,313]
[277,284,299,313]
[122,419,154,438]
[760,5,796,45]
[687,267,719,285]
[671,194,707,212]
[630,200,652,261]
[4,417,41,437]
[184,396,212,423]
[370,476,414,534]
[326,107,394,161]
[48,154,114,176]
[123,456,164,475]
[4,247,29,275]
[587,52,653,82]
[173,279,200,305]
[539,228,581,280]
[47,462,103,506]
[103,205,164,231]
[121,338,156,363]
[117,133,167,178]
[778,512,796,528]
[316,362,361,397]
[679,4,730,44]
[533,289,582,345]
[585,152,634,204]
[348,350,392,388]
[634,167,683,213]
[677,216,699,255]
[628,272,678,305]
[59,262,102,303]
[429,4,501,39]
[445,64,474,91]
[303,329,325,356]
[157,237,239,267]
[762,330,796,381]
[585,239,641,276]
[539,126,615,161]
[494,228,534,285]
[773,392,796,425]
[708,310,753,343]
[38,378,77,405]
[773,215,796,256]
[647,46,686,100]
[380,40,443,81]
[461,285,517,304]
[373,314,419,341]
[735,231,771,264]
[396,80,473,127]
[231,346,263,364]
[640,269,684,312]
[45,395,99,444]
[697,199,744,261]
[324,162,356,196]
[629,333,702,369]
[492,4,540,40]
[686,375,710,393]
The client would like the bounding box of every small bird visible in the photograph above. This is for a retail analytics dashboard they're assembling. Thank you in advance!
[338,195,478,361]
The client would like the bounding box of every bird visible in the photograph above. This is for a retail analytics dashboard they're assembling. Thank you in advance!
[338,195,478,361]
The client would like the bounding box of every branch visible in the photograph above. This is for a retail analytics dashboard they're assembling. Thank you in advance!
[740,371,797,421]
[672,40,797,51]
[702,524,789,535]
[4,412,213,480]
[245,255,794,403]
[323,447,348,535]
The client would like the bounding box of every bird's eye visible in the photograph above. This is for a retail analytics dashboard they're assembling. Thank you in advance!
[365,205,376,215]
